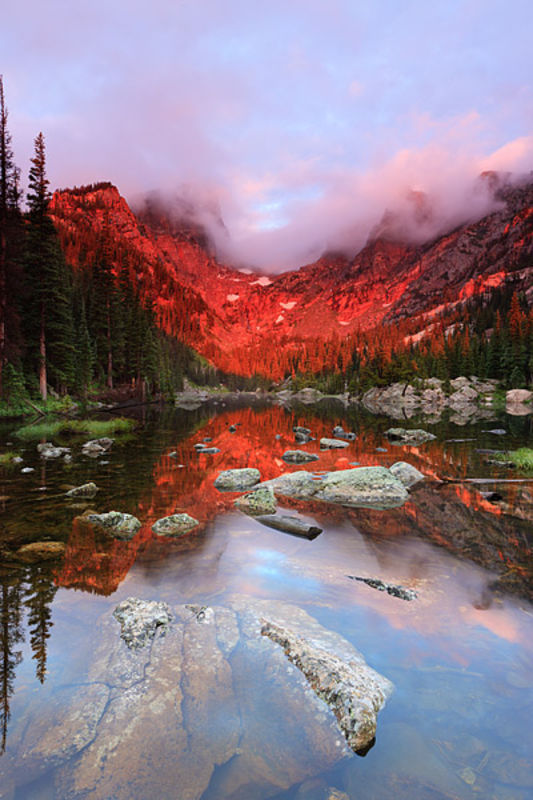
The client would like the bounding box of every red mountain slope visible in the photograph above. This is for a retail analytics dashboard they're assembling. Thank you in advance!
[50,178,533,378]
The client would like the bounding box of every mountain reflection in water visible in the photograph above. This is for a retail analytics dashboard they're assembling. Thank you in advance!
[0,401,531,799]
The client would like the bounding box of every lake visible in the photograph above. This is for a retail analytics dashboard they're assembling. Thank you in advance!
[0,398,532,799]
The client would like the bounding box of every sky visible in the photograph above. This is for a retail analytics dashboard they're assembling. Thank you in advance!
[2,0,532,270]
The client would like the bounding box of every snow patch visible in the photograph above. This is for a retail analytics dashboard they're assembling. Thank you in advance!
[251,276,272,287]
[279,301,296,310]
[226,294,240,302]
[339,321,350,326]
[275,314,285,324]
[239,268,252,275]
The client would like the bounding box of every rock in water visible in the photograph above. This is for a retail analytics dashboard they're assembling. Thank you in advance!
[389,461,425,488]
[255,514,322,539]
[15,541,66,562]
[113,597,172,650]
[258,466,408,509]
[66,481,99,498]
[347,576,418,601]
[282,450,319,464]
[83,511,141,540]
[261,620,393,752]
[320,438,349,449]
[385,427,436,445]
[214,468,261,491]
[37,442,70,459]
[234,486,277,515]
[82,437,114,456]
[152,513,199,536]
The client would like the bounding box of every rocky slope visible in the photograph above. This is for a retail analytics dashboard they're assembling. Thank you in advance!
[50,176,533,378]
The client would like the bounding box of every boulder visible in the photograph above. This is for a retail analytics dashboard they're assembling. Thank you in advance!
[82,437,114,457]
[506,388,532,404]
[291,388,323,404]
[113,597,173,650]
[152,513,199,537]
[37,442,70,459]
[293,426,312,435]
[282,450,319,464]
[385,427,436,445]
[15,541,66,562]
[66,482,99,498]
[313,467,408,509]
[214,468,261,491]
[295,431,313,443]
[320,438,349,449]
[83,511,141,540]
[389,461,425,488]
[259,466,409,510]
[234,486,277,516]
[5,598,390,799]
[261,619,393,752]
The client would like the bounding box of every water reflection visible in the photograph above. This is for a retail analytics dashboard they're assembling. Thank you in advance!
[0,401,531,797]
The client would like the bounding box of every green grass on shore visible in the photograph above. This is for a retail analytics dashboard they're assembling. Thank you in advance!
[0,451,19,466]
[15,417,136,441]
[495,448,533,472]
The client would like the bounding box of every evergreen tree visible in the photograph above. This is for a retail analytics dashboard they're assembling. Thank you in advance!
[24,133,76,398]
[0,76,22,399]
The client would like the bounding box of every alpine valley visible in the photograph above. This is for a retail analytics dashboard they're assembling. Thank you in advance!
[49,173,533,383]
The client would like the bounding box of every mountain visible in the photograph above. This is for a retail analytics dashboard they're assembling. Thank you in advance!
[50,176,533,380]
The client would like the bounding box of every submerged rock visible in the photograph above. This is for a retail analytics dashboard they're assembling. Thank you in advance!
[214,467,261,491]
[320,438,349,449]
[347,576,418,601]
[113,597,173,650]
[389,461,425,488]
[282,449,320,464]
[261,619,393,752]
[385,427,436,445]
[152,513,199,537]
[234,486,277,515]
[6,597,388,799]
[37,442,70,459]
[66,481,99,498]
[16,541,66,562]
[83,511,141,540]
[255,514,322,539]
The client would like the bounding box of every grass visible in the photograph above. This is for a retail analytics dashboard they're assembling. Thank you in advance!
[0,451,19,466]
[15,417,136,441]
[494,448,533,472]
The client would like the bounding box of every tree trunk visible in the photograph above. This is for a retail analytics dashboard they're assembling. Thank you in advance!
[0,226,5,400]
[106,303,113,389]
[39,302,47,401]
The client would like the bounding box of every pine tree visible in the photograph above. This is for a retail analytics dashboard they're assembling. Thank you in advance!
[0,76,22,399]
[25,133,76,398]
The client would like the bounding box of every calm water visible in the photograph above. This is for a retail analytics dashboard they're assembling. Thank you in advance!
[0,400,532,800]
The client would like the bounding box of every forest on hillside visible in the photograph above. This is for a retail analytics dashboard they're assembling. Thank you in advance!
[1,76,531,412]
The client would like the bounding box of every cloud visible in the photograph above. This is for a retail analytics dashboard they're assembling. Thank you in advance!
[2,0,532,271]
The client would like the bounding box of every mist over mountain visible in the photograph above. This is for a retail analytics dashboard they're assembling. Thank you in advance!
[130,169,530,273]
